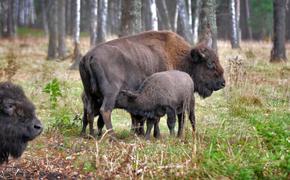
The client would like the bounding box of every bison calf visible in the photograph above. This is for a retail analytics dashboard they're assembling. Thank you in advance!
[0,82,43,164]
[117,70,195,140]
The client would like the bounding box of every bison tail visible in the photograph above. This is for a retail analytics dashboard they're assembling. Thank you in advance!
[79,56,98,95]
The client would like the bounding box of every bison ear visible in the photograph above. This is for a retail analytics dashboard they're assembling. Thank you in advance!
[121,90,138,99]
[190,47,206,63]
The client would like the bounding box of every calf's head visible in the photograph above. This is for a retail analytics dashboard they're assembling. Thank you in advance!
[189,43,225,98]
[0,82,43,164]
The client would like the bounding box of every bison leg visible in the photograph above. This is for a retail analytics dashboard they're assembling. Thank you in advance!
[96,115,104,137]
[177,113,185,137]
[81,107,88,136]
[100,93,119,139]
[88,113,95,136]
[153,118,161,139]
[167,109,176,136]
[145,118,154,140]
[130,115,145,136]
[188,98,196,132]
[138,117,145,136]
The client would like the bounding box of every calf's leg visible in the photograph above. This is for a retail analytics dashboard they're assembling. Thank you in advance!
[145,118,154,140]
[177,112,185,137]
[153,118,161,139]
[166,109,176,136]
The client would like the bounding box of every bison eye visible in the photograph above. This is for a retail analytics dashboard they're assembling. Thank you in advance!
[207,62,215,69]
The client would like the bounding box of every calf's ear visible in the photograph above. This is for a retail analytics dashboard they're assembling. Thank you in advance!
[120,90,138,99]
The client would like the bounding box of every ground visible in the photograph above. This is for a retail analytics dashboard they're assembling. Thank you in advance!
[0,33,289,179]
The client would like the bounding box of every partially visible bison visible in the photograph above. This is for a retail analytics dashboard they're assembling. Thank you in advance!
[0,82,43,164]
[117,70,195,140]
[79,30,225,138]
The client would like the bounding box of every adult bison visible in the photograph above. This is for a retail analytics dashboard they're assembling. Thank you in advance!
[0,82,43,164]
[79,31,225,138]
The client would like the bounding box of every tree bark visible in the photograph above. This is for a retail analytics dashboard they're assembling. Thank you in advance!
[198,0,217,51]
[47,0,58,60]
[155,0,171,30]
[57,0,67,59]
[230,0,240,48]
[193,0,201,44]
[107,0,121,36]
[97,0,108,43]
[120,0,142,37]
[286,0,290,40]
[143,0,158,31]
[65,0,73,36]
[270,0,287,62]
[90,0,97,47]
[70,0,82,69]
[41,0,49,35]
[176,0,193,44]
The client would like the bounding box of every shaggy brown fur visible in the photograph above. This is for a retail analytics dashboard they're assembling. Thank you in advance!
[0,82,42,164]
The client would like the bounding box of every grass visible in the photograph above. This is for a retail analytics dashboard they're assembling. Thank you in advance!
[0,34,289,179]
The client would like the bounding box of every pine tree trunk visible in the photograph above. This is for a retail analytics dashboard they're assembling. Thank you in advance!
[97,0,108,43]
[176,0,193,44]
[230,0,240,48]
[143,0,158,31]
[193,0,201,44]
[270,0,287,62]
[90,0,97,47]
[47,0,58,60]
[57,0,67,59]
[65,0,72,36]
[286,1,290,40]
[155,0,171,30]
[41,0,49,35]
[120,0,142,37]
[70,0,82,69]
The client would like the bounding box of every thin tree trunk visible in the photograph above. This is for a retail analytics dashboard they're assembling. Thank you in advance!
[97,0,108,43]
[286,0,290,40]
[230,0,240,48]
[7,0,17,38]
[57,0,67,59]
[143,0,158,31]
[244,0,252,39]
[270,0,287,62]
[90,0,97,47]
[65,0,72,36]
[120,0,142,37]
[41,0,49,35]
[47,0,58,60]
[193,0,201,44]
[155,0,171,30]
[70,0,82,69]
[177,0,193,44]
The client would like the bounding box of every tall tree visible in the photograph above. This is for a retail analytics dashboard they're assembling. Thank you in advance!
[120,0,142,37]
[97,0,108,43]
[142,0,158,31]
[193,0,201,44]
[199,0,218,51]
[107,0,121,35]
[270,0,287,62]
[240,0,252,40]
[286,1,290,40]
[230,0,240,48]
[155,0,171,30]
[47,0,58,60]
[90,0,97,47]
[176,0,193,44]
[40,0,49,35]
[65,0,73,36]
[0,0,18,38]
[57,0,67,59]
[70,0,82,69]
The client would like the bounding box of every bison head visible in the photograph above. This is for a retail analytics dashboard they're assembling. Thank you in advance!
[189,43,225,98]
[0,82,43,164]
